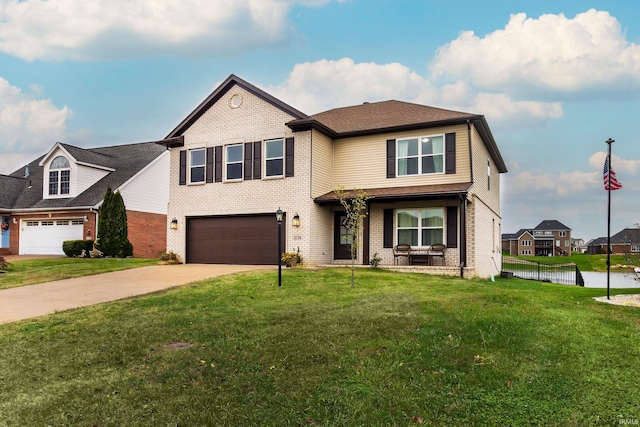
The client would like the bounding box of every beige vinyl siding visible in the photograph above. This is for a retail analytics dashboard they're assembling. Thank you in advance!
[472,198,502,278]
[311,130,334,198]
[470,125,500,215]
[118,151,169,214]
[333,124,471,190]
[75,165,110,197]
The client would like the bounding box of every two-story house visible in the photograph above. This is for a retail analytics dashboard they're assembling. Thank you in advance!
[159,74,507,278]
[0,141,170,258]
[502,220,572,256]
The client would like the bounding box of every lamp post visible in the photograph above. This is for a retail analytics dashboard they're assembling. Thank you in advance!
[276,207,283,287]
[605,138,614,300]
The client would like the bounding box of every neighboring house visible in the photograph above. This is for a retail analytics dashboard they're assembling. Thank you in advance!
[158,74,507,278]
[587,228,640,254]
[0,141,170,257]
[571,238,586,253]
[502,220,572,256]
[501,229,534,256]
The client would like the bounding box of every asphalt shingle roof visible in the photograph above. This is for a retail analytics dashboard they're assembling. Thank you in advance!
[533,220,571,231]
[305,100,478,135]
[4,141,166,210]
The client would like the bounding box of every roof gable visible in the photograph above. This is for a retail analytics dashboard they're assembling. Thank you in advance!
[534,220,571,231]
[6,141,167,210]
[164,74,308,141]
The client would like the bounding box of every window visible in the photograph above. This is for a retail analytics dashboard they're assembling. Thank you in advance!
[522,240,531,246]
[487,160,491,191]
[226,144,243,180]
[397,208,444,247]
[632,245,639,253]
[397,135,444,176]
[264,139,284,177]
[565,240,570,247]
[559,231,566,237]
[521,250,532,255]
[49,156,70,196]
[189,149,205,183]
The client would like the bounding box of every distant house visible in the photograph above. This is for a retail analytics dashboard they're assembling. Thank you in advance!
[587,228,640,255]
[0,141,170,257]
[571,238,587,253]
[502,220,571,256]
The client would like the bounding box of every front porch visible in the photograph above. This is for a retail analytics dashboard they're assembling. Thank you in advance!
[322,262,470,277]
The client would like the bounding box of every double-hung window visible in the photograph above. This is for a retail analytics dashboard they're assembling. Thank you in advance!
[397,208,444,247]
[397,135,444,176]
[189,149,205,183]
[264,139,284,178]
[49,156,70,196]
[226,144,243,180]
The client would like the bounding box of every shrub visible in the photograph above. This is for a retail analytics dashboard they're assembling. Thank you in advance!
[0,256,9,270]
[62,240,94,258]
[369,252,382,268]
[281,248,303,268]
[160,251,181,264]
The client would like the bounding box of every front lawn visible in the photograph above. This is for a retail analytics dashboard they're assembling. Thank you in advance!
[0,269,638,426]
[0,257,158,290]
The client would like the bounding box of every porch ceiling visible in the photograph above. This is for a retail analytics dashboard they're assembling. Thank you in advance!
[314,182,472,205]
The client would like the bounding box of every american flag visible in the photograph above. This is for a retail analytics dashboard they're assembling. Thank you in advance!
[603,156,622,190]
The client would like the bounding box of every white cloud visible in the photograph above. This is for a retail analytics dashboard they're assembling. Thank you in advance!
[266,58,562,128]
[589,152,640,175]
[430,9,640,98]
[0,0,330,61]
[0,77,73,174]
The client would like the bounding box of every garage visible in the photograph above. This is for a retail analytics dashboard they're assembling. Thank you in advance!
[20,219,84,255]
[186,214,285,264]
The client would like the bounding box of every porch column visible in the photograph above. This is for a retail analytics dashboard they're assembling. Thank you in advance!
[362,201,370,265]
[460,195,467,275]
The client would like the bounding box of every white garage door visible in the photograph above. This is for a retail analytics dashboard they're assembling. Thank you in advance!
[21,219,84,255]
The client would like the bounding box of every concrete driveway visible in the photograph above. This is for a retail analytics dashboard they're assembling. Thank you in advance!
[0,264,273,324]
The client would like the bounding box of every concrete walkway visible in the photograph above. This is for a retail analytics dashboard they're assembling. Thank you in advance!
[0,264,273,324]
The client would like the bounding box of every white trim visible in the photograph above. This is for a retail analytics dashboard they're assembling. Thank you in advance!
[396,133,445,177]
[224,143,244,181]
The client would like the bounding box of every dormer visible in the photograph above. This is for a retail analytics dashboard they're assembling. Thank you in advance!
[38,142,115,200]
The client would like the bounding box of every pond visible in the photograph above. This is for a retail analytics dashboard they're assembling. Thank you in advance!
[582,271,640,289]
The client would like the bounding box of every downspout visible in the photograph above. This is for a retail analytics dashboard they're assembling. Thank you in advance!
[460,193,467,277]
[467,120,474,184]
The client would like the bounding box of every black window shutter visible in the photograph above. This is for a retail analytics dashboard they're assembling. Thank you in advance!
[206,147,214,183]
[445,133,456,174]
[447,206,458,248]
[244,142,253,181]
[253,141,261,179]
[285,137,294,177]
[179,150,187,185]
[383,209,394,248]
[386,139,396,178]
[214,146,222,182]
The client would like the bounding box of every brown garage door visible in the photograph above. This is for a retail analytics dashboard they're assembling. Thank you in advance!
[186,214,285,264]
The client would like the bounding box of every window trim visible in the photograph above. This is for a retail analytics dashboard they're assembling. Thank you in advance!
[188,148,206,184]
[396,134,445,176]
[225,144,244,181]
[48,156,71,197]
[396,208,445,247]
[263,138,284,179]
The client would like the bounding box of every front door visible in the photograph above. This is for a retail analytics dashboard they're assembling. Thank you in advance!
[1,216,10,248]
[334,212,352,260]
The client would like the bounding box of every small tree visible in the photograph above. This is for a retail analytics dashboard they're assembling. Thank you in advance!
[335,187,372,288]
[97,186,133,257]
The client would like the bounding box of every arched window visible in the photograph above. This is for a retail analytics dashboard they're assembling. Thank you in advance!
[49,156,70,195]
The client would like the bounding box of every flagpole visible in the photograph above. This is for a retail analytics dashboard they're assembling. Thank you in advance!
[606,138,614,300]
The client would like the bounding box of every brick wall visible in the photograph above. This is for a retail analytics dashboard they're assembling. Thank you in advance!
[126,210,167,258]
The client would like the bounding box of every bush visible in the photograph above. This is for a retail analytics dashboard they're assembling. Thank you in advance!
[369,252,382,268]
[160,251,181,264]
[62,240,94,258]
[281,248,303,268]
[0,256,9,270]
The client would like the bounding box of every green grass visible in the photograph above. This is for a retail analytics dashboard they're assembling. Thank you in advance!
[511,253,638,272]
[0,257,158,290]
[0,268,639,426]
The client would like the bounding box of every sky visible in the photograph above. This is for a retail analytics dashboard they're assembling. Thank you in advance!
[0,0,638,242]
